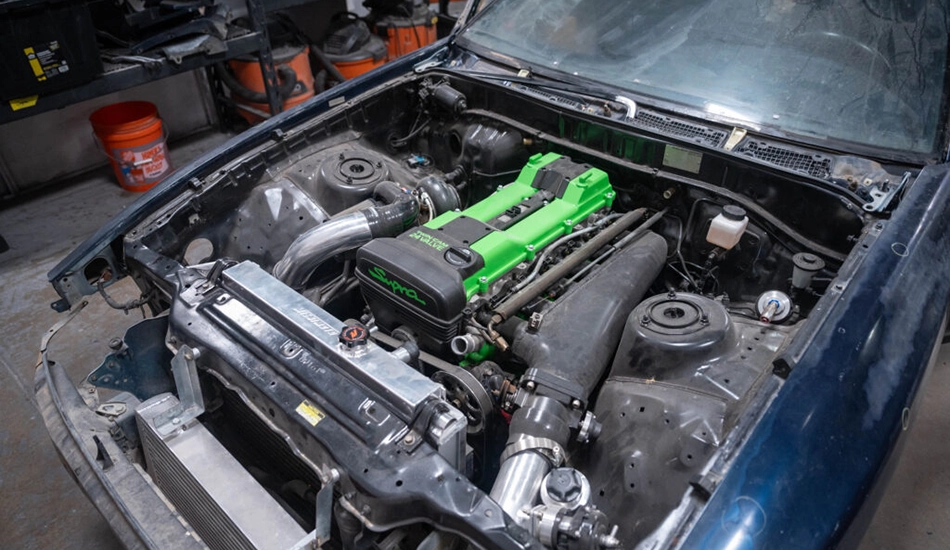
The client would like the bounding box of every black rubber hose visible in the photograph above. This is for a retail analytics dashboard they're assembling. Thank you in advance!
[214,63,299,104]
[364,181,420,237]
[418,175,460,215]
[309,45,347,83]
[444,165,466,184]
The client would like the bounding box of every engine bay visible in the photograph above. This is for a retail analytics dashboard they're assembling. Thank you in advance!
[85,71,879,549]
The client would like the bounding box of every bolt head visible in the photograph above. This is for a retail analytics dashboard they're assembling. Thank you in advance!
[525,380,536,390]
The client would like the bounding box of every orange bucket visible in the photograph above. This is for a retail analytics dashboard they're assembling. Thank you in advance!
[90,101,171,192]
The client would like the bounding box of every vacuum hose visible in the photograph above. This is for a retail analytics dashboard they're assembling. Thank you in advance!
[215,63,300,104]
[274,182,418,289]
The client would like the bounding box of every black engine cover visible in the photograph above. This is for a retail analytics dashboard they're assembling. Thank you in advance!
[356,230,482,352]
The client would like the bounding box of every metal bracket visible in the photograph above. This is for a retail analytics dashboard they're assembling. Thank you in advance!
[863,171,910,212]
[154,346,205,437]
[289,468,340,550]
[246,0,282,116]
[315,469,340,547]
[413,51,447,73]
[87,317,175,400]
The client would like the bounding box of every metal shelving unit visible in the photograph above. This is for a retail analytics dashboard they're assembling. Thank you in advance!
[0,0,289,126]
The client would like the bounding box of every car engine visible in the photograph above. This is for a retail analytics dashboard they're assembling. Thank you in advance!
[80,74,870,550]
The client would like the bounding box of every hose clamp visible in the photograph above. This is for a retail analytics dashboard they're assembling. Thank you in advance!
[500,436,565,467]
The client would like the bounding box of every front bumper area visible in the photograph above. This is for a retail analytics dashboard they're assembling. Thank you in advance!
[35,333,205,550]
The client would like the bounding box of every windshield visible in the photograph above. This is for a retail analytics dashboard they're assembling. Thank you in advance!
[459,0,949,157]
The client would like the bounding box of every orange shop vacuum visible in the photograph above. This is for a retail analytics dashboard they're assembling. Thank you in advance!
[322,13,388,80]
[216,17,317,125]
[373,2,438,60]
[217,43,315,124]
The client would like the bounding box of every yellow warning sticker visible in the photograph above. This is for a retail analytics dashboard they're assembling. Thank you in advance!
[23,42,68,82]
[9,96,38,111]
[295,400,326,426]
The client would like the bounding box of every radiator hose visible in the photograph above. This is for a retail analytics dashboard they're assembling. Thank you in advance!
[274,182,418,289]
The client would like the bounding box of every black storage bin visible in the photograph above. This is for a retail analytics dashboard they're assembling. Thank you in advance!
[0,0,103,101]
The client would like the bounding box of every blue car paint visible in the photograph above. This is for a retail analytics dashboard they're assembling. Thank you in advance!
[682,163,950,549]
[43,28,950,548]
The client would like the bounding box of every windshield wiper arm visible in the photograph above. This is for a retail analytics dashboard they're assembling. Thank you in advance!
[445,68,631,112]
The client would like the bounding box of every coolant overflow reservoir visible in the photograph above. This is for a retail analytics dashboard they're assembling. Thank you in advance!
[706,205,748,250]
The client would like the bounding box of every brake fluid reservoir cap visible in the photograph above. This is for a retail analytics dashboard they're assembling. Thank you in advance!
[722,204,746,221]
[791,253,825,289]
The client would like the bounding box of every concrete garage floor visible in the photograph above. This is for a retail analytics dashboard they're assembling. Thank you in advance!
[0,131,948,549]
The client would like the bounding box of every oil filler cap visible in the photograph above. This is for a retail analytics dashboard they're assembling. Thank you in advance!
[339,324,369,348]
[444,246,476,268]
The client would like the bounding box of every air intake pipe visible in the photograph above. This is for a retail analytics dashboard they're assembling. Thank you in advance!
[489,229,668,526]
[274,181,418,289]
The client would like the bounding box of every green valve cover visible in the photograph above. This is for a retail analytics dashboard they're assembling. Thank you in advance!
[355,153,616,351]
[427,152,615,296]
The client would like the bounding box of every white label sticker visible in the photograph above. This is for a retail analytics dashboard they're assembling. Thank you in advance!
[662,145,703,174]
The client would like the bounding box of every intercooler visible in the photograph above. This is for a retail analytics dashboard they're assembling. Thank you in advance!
[136,393,307,550]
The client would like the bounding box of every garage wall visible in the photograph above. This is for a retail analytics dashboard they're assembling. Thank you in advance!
[0,0,349,201]
[0,69,215,198]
